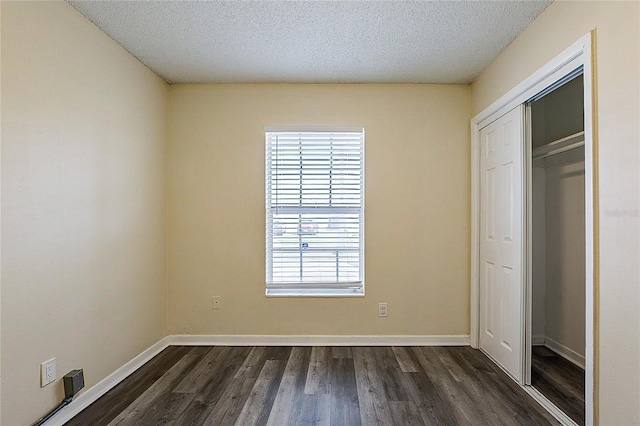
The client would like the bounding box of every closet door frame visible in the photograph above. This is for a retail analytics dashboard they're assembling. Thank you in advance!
[470,32,595,425]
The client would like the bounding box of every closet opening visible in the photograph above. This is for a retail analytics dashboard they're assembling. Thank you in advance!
[527,73,585,425]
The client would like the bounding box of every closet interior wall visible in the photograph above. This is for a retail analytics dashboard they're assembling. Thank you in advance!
[531,75,586,367]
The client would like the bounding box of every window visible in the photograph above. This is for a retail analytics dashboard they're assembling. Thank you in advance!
[265,128,364,296]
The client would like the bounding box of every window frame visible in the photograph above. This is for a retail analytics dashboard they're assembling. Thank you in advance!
[265,127,365,297]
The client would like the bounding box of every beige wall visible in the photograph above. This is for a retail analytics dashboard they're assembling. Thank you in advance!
[545,153,586,359]
[531,166,546,340]
[1,2,168,425]
[471,1,640,424]
[168,84,471,337]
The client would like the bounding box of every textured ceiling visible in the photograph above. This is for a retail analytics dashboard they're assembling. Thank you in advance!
[67,1,552,84]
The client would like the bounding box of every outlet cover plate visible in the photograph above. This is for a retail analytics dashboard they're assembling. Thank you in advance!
[378,303,388,317]
[212,296,222,310]
[41,358,56,387]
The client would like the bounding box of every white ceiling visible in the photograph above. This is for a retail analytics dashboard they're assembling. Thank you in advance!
[67,1,552,85]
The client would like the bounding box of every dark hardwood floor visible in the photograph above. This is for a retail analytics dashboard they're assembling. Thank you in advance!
[66,346,559,426]
[532,346,585,425]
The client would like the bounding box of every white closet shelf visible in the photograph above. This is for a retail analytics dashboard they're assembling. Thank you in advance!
[532,131,585,160]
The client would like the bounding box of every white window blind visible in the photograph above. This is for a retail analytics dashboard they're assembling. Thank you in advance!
[265,129,364,296]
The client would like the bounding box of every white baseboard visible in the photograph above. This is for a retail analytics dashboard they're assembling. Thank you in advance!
[43,333,469,425]
[45,336,171,426]
[532,335,546,346]
[523,385,578,426]
[544,337,585,369]
[167,334,471,346]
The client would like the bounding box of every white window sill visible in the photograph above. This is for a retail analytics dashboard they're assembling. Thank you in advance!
[265,287,364,298]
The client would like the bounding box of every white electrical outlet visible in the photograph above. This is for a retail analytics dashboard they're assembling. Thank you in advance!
[212,296,222,310]
[378,303,388,317]
[41,358,56,387]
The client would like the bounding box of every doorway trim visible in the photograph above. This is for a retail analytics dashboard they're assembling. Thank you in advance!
[470,32,596,425]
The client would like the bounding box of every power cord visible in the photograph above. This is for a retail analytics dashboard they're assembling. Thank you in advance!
[32,396,73,426]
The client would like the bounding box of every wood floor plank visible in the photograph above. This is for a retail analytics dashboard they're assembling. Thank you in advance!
[532,347,584,397]
[442,348,519,424]
[451,347,558,425]
[352,347,394,425]
[234,360,287,426]
[201,376,257,426]
[128,391,195,425]
[266,346,312,426]
[264,346,293,360]
[173,346,230,394]
[371,346,413,401]
[331,346,353,359]
[532,370,584,424]
[234,346,268,379]
[412,347,488,425]
[66,345,566,426]
[392,346,421,373]
[107,346,210,425]
[174,346,252,425]
[202,346,280,425]
[64,346,192,426]
[389,400,426,426]
[532,347,585,425]
[329,357,361,426]
[384,347,444,425]
[432,347,517,426]
[304,346,331,394]
[403,371,457,425]
[289,394,331,426]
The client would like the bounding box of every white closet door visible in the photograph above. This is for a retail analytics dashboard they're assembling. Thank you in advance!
[479,105,525,383]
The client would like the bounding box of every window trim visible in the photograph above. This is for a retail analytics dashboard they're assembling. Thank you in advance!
[265,127,365,297]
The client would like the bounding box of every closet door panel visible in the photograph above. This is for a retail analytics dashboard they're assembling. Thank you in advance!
[479,105,525,383]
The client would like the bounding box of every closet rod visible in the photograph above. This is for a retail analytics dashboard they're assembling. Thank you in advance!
[532,131,585,160]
